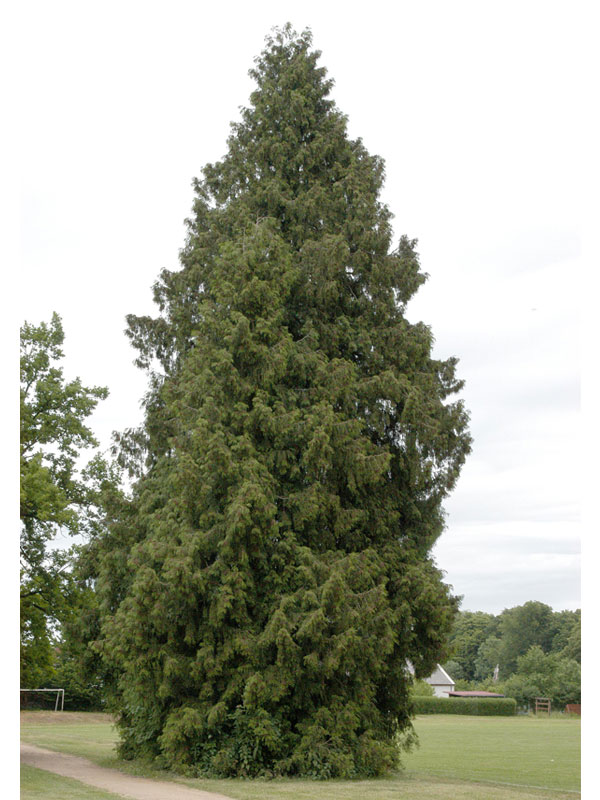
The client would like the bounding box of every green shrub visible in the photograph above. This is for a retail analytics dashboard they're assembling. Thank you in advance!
[412,696,516,716]
[410,679,434,697]
[51,657,105,711]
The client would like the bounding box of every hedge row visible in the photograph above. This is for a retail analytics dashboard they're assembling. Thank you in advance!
[412,696,517,716]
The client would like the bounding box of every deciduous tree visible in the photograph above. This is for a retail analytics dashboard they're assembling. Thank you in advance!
[498,601,555,676]
[501,646,580,708]
[20,313,108,687]
[446,611,498,681]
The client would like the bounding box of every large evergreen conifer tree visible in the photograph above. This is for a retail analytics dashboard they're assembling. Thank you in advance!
[85,26,471,778]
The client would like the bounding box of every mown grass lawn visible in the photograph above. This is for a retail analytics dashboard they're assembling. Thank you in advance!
[21,764,127,800]
[402,715,580,791]
[21,713,117,763]
[20,711,580,800]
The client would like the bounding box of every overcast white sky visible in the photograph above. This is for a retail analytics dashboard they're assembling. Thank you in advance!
[13,0,595,618]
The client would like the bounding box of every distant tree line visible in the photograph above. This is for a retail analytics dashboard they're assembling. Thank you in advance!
[442,602,580,708]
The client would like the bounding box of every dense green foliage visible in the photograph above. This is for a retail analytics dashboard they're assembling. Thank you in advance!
[499,646,581,709]
[20,313,109,688]
[412,696,516,716]
[81,26,471,778]
[443,602,580,684]
[497,601,555,675]
[442,611,498,681]
[440,602,580,711]
[409,679,434,698]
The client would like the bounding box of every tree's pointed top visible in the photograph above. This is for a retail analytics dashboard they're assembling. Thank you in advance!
[256,22,314,62]
[248,23,333,97]
[265,22,312,47]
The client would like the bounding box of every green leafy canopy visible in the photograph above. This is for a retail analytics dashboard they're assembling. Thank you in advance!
[86,25,471,778]
[20,312,110,688]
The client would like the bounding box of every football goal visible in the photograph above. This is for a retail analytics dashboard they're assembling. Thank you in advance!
[20,688,64,711]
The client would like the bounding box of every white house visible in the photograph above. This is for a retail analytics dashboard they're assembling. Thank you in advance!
[406,661,455,697]
[423,664,455,697]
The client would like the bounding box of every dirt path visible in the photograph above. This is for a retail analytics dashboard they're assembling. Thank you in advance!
[21,742,235,800]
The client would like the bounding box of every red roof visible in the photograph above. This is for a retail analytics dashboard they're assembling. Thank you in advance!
[448,691,505,698]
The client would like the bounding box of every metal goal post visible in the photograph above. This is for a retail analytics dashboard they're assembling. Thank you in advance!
[20,688,65,711]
